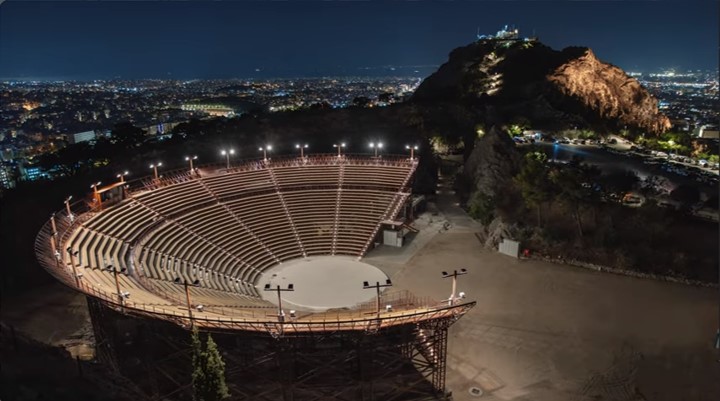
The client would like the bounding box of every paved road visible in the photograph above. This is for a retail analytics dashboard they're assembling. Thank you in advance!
[382,169,720,401]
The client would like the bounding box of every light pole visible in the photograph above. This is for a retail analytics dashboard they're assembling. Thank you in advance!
[405,145,419,160]
[185,155,198,172]
[220,149,235,169]
[174,277,200,327]
[64,196,74,222]
[363,279,392,318]
[90,181,102,196]
[442,269,468,306]
[333,143,346,157]
[264,283,294,322]
[105,262,127,312]
[116,171,129,183]
[149,162,162,179]
[66,247,80,286]
[259,145,272,161]
[369,142,383,157]
[295,143,308,158]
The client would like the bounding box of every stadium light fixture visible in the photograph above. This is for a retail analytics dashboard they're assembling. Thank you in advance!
[363,279,393,318]
[264,283,294,322]
[116,171,129,183]
[90,181,102,195]
[64,196,74,222]
[333,142,346,157]
[105,261,128,312]
[220,149,235,169]
[185,155,198,172]
[405,144,419,160]
[441,268,468,306]
[149,162,162,179]
[174,277,201,327]
[369,142,384,157]
[259,145,272,161]
[295,143,309,159]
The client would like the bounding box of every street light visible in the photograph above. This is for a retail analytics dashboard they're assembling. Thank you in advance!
[220,149,235,169]
[405,145,419,160]
[174,277,201,327]
[295,143,308,158]
[64,196,74,222]
[369,142,383,157]
[90,181,102,195]
[185,155,198,172]
[333,143,346,157]
[441,269,468,306]
[116,171,129,183]
[363,279,392,318]
[258,145,272,161]
[105,261,128,312]
[264,283,294,322]
[149,162,162,179]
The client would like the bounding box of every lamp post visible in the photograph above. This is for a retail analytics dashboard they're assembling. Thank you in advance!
[185,155,198,172]
[441,269,467,306]
[220,149,235,169]
[363,279,392,318]
[259,145,272,161]
[116,171,129,184]
[66,247,80,286]
[264,283,294,322]
[149,162,162,179]
[174,277,200,327]
[90,181,102,196]
[333,143,346,157]
[405,145,419,160]
[64,196,74,222]
[105,261,127,312]
[295,143,308,159]
[369,142,383,157]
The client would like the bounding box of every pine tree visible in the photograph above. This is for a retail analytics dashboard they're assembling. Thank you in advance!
[191,328,229,401]
[202,334,230,401]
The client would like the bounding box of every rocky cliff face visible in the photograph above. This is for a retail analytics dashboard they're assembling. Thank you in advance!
[412,40,670,135]
[464,126,521,198]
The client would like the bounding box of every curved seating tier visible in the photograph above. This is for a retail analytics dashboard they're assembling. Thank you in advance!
[65,156,415,310]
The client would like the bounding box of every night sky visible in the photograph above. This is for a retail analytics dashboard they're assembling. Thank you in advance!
[0,0,717,80]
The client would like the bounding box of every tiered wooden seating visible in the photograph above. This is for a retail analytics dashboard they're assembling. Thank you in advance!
[272,164,341,189]
[335,189,398,254]
[65,157,416,314]
[134,180,214,217]
[224,192,303,261]
[343,164,409,189]
[201,169,273,199]
[281,189,336,255]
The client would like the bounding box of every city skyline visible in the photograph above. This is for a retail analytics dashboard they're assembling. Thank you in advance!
[0,0,718,80]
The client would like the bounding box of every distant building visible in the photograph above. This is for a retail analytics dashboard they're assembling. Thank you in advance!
[18,163,48,182]
[68,130,96,144]
[698,125,719,139]
[477,25,536,42]
[0,163,16,189]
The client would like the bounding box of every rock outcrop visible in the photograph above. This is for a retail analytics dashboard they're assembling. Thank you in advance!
[464,126,521,198]
[412,40,670,135]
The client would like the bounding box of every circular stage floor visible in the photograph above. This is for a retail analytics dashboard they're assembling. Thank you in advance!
[258,256,388,311]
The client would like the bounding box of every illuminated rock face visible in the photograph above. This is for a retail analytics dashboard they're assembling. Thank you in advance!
[413,41,670,135]
[547,48,671,135]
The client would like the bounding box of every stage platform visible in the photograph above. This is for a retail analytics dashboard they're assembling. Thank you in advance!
[259,256,388,312]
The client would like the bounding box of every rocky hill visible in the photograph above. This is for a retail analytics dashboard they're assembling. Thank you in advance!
[412,39,671,135]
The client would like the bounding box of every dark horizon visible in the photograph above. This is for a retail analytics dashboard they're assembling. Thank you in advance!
[0,1,718,81]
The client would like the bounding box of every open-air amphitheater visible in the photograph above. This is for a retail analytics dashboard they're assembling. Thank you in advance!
[35,153,475,400]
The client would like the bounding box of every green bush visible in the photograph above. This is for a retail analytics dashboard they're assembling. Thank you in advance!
[468,191,496,225]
